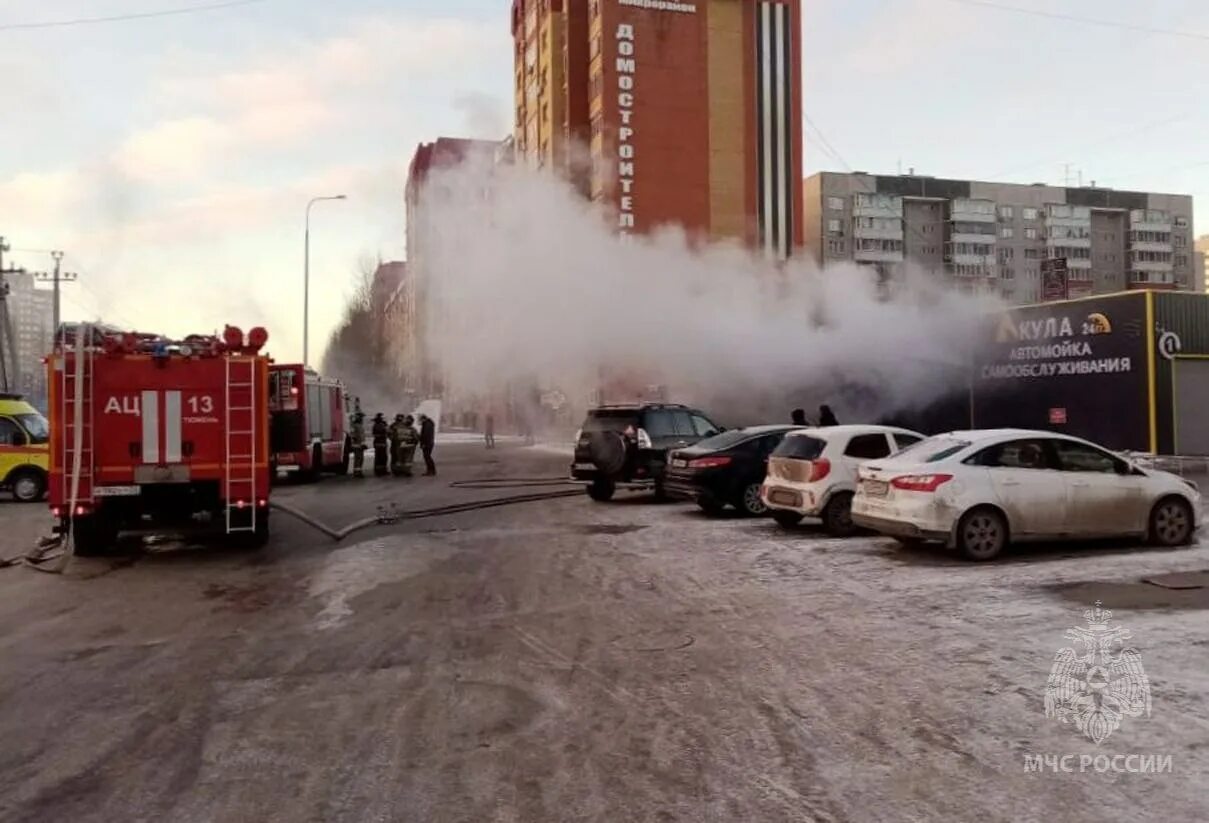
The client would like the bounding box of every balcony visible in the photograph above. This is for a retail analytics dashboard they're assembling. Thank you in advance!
[1130,258,1174,273]
[951,232,996,245]
[854,247,905,263]
[1130,240,1173,254]
[948,253,996,267]
[853,225,904,241]
[949,199,996,224]
[853,196,903,219]
[1130,210,1172,233]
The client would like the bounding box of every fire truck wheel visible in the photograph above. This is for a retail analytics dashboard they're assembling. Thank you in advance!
[72,514,119,557]
[305,445,324,482]
[9,469,46,503]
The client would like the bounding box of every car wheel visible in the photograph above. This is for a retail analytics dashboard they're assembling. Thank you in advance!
[1149,497,1193,547]
[957,507,1008,562]
[10,469,46,503]
[773,510,803,529]
[587,478,616,502]
[822,492,856,537]
[697,497,726,516]
[736,483,768,517]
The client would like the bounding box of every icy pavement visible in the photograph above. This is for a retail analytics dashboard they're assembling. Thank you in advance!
[1,444,1206,822]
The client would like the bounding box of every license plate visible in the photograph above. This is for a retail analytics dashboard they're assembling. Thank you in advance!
[672,459,688,468]
[93,485,141,498]
[769,490,799,506]
[864,480,889,497]
[574,463,596,471]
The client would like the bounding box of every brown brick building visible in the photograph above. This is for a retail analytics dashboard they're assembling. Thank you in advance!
[512,0,803,259]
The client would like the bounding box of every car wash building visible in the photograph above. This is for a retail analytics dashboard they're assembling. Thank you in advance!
[972,291,1209,455]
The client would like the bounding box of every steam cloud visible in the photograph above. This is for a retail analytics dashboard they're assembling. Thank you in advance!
[419,157,999,427]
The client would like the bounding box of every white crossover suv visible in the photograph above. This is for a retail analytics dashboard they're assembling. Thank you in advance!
[851,429,1203,561]
[761,425,925,535]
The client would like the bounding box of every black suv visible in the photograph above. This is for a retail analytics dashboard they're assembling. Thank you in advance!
[571,403,724,501]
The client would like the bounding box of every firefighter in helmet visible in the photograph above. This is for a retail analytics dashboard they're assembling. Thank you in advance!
[350,411,367,478]
[398,414,420,476]
[371,413,389,477]
[389,414,407,476]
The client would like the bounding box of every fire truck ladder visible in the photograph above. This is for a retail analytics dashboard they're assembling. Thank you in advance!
[61,330,95,509]
[224,356,258,534]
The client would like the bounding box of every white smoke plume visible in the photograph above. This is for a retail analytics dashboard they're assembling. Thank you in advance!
[418,157,999,427]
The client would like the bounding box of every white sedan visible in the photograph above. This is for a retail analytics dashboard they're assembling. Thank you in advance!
[851,429,1203,561]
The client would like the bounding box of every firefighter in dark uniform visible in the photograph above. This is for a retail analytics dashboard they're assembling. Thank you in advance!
[389,414,408,476]
[371,413,389,476]
[350,412,367,478]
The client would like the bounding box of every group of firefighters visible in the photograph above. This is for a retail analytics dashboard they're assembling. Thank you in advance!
[347,407,437,478]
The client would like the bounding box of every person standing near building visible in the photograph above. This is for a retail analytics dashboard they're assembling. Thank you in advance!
[485,412,496,450]
[791,408,808,426]
[350,412,367,478]
[818,405,839,427]
[418,413,437,476]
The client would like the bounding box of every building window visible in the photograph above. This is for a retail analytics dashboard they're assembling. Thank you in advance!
[1024,248,1043,260]
[1175,216,1189,228]
[1022,207,1039,220]
[827,219,842,235]
[1176,254,1189,267]
[827,239,846,255]
[827,196,844,211]
[999,205,1014,220]
[1175,234,1186,248]
[998,248,1015,262]
[1024,227,1039,240]
[1001,227,1014,239]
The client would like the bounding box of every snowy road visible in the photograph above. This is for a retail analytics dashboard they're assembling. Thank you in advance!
[0,443,1206,821]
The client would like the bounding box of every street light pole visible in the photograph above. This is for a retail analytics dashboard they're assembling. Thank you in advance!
[304,194,347,369]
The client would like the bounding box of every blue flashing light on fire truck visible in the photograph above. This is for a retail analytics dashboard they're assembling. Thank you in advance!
[268,365,351,481]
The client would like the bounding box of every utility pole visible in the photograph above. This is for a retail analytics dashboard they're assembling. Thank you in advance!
[33,250,78,342]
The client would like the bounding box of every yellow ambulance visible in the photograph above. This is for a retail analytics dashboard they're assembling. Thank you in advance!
[0,393,49,502]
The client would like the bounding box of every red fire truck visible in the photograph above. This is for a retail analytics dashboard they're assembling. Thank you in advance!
[268,365,350,480]
[48,324,273,556]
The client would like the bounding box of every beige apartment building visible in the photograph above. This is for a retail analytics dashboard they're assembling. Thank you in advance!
[803,172,1196,303]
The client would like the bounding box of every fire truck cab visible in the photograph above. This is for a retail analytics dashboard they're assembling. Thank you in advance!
[48,324,273,556]
[268,365,350,480]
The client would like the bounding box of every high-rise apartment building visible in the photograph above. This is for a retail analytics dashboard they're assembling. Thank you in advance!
[1196,235,1208,292]
[803,172,1196,302]
[512,0,803,258]
[2,271,53,407]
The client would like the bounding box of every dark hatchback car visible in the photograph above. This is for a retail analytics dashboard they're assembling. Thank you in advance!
[571,403,724,501]
[664,425,803,516]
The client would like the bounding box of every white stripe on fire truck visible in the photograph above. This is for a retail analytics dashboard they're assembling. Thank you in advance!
[142,390,160,463]
[165,391,182,463]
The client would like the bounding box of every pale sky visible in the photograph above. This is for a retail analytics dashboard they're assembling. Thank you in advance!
[2,0,1207,363]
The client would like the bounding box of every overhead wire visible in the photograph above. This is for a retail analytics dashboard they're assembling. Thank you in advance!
[0,0,267,32]
[940,0,1209,42]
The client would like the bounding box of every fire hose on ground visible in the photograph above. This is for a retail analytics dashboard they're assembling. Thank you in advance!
[3,476,585,570]
[270,477,584,542]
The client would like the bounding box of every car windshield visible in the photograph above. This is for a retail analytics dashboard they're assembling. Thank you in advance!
[892,436,971,463]
[16,413,49,444]
[581,411,640,433]
[771,434,827,460]
[694,429,763,451]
